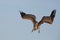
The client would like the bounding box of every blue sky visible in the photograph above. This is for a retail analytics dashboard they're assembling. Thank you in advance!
[0,0,60,40]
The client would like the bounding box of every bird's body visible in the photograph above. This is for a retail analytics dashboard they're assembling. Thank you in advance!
[20,10,56,33]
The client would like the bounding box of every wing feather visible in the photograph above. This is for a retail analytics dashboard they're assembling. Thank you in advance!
[38,9,56,26]
[20,11,37,24]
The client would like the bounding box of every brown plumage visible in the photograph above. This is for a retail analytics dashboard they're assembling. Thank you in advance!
[20,10,56,33]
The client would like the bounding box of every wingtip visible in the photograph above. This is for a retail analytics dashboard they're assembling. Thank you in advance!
[19,11,26,17]
[50,9,56,19]
[53,9,56,13]
[19,10,25,14]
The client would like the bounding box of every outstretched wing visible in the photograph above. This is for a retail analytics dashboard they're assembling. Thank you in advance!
[20,11,37,24]
[38,9,56,26]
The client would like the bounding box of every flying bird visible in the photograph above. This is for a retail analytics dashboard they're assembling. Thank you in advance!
[20,10,56,33]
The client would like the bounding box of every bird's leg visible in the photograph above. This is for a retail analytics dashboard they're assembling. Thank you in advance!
[37,23,41,33]
[32,23,36,32]
[38,29,40,33]
[38,26,40,33]
[37,21,43,33]
[32,29,34,32]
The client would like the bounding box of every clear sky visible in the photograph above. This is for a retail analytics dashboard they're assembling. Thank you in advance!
[0,0,60,40]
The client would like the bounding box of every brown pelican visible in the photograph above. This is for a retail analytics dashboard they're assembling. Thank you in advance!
[20,10,56,33]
